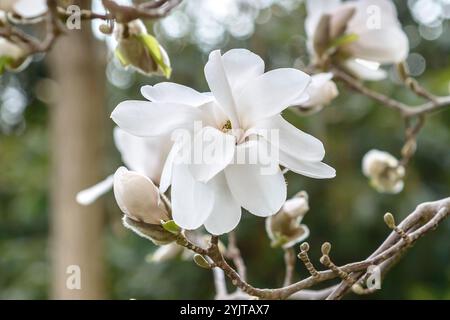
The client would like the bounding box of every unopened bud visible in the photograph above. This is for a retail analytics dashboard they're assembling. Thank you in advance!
[193,254,210,269]
[321,242,331,256]
[114,19,171,78]
[383,212,396,229]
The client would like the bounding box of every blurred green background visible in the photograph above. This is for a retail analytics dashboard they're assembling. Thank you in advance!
[0,0,449,299]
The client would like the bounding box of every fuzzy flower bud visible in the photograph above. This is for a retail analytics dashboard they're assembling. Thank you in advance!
[0,37,30,73]
[362,149,405,194]
[114,167,175,245]
[114,19,171,78]
[294,73,338,115]
[265,191,310,249]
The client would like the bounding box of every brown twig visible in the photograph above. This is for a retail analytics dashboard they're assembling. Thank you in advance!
[176,197,449,300]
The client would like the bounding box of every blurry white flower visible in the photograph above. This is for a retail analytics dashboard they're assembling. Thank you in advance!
[112,48,336,235]
[0,0,47,18]
[114,19,171,77]
[266,191,310,249]
[305,0,409,80]
[293,73,338,114]
[362,149,405,194]
[76,127,171,205]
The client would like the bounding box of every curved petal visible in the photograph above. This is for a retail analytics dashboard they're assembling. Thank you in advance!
[159,140,184,193]
[280,150,336,179]
[221,48,265,94]
[204,173,242,235]
[343,59,387,81]
[237,68,311,126]
[347,28,409,64]
[224,141,286,217]
[204,50,240,128]
[76,175,114,205]
[113,127,171,184]
[111,101,202,137]
[188,127,236,183]
[254,115,325,162]
[14,0,47,18]
[140,82,213,106]
[171,163,215,230]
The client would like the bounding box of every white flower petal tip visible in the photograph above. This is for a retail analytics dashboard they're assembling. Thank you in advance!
[113,166,169,224]
[76,175,114,206]
[140,82,214,106]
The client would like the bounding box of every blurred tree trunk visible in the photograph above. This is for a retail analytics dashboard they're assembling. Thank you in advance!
[48,0,107,299]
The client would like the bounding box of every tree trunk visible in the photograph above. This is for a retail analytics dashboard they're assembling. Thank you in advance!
[49,0,107,299]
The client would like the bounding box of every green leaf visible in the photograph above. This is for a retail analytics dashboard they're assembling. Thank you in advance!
[161,220,181,234]
[193,254,210,269]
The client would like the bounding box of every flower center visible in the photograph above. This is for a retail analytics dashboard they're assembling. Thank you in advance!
[221,120,232,133]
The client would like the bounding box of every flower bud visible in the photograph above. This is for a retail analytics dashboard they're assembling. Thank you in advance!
[295,73,338,115]
[362,150,405,194]
[114,166,170,224]
[114,19,171,78]
[114,167,175,244]
[0,38,31,74]
[265,191,310,249]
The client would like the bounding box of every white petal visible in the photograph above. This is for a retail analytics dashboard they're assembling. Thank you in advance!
[159,141,184,193]
[224,142,286,217]
[204,50,240,128]
[221,49,265,94]
[188,127,236,182]
[76,175,114,205]
[140,82,213,106]
[305,0,342,39]
[343,59,387,81]
[204,173,242,235]
[279,150,336,179]
[237,68,310,126]
[347,28,409,64]
[171,163,215,230]
[14,0,47,18]
[111,101,202,137]
[254,115,325,162]
[113,127,171,185]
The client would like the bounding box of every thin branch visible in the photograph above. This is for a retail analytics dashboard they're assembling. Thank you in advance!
[283,248,296,286]
[332,67,450,118]
[226,232,247,282]
[177,197,449,300]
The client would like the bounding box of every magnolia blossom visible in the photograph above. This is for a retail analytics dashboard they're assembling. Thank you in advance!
[0,0,47,18]
[294,73,338,114]
[266,191,310,249]
[112,48,335,235]
[362,149,405,194]
[305,0,409,80]
[76,127,171,205]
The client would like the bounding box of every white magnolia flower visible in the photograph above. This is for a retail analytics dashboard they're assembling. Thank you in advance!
[294,73,338,114]
[0,0,47,18]
[305,0,409,80]
[266,191,310,249]
[362,149,405,194]
[76,127,172,205]
[112,48,335,235]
